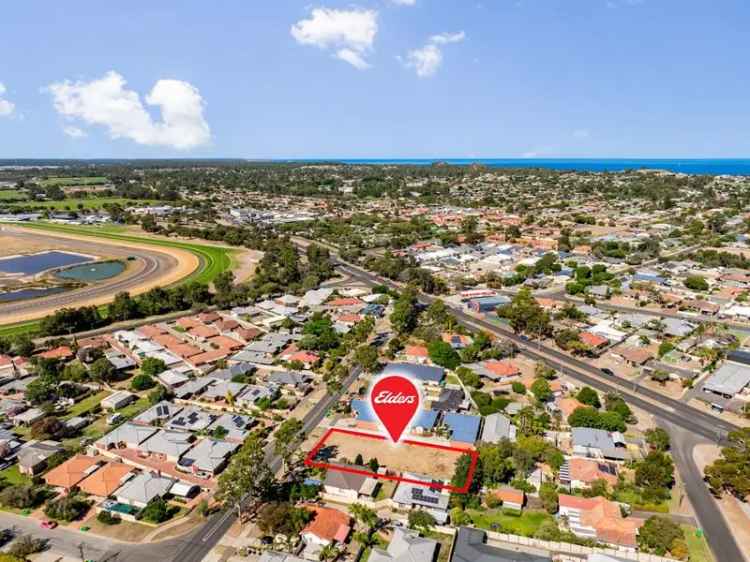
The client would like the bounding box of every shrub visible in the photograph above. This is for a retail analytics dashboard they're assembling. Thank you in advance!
[44,495,91,522]
[131,373,156,391]
[8,535,47,558]
[140,496,171,523]
[97,510,121,525]
[511,381,526,394]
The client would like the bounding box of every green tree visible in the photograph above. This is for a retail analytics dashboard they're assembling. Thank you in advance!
[140,357,167,377]
[576,387,601,409]
[353,345,380,373]
[217,435,274,517]
[390,288,419,334]
[684,275,709,292]
[427,340,461,370]
[645,428,671,452]
[407,510,436,533]
[538,481,559,514]
[496,288,551,338]
[705,428,750,498]
[638,516,683,555]
[274,418,304,473]
[530,378,552,402]
[131,373,156,391]
[89,357,115,383]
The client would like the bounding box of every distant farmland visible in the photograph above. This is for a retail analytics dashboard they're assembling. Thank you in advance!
[38,176,109,187]
[5,197,162,210]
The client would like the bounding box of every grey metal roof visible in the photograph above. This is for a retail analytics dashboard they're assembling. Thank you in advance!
[480,413,517,443]
[116,472,175,505]
[381,362,445,383]
[451,527,552,562]
[180,438,238,472]
[369,527,438,562]
[703,361,750,397]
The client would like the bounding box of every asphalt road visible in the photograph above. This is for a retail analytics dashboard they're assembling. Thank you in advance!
[662,422,745,562]
[0,511,186,562]
[0,228,185,323]
[170,365,364,562]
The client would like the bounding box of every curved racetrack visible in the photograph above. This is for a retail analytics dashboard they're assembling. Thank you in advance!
[0,227,201,324]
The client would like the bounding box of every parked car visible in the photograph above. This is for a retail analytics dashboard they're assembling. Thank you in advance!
[40,520,58,529]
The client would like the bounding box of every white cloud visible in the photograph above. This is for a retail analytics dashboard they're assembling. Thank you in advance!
[573,129,591,139]
[291,7,378,70]
[0,83,15,117]
[390,0,416,5]
[335,48,371,70]
[63,126,87,139]
[402,44,443,78]
[429,31,466,45]
[401,31,465,78]
[46,71,210,150]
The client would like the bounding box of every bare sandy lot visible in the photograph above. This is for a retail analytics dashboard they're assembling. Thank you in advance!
[318,431,464,480]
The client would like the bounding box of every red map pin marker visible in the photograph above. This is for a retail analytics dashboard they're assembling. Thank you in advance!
[370,375,421,443]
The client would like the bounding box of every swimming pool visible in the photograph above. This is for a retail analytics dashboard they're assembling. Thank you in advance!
[55,260,126,282]
[0,251,93,275]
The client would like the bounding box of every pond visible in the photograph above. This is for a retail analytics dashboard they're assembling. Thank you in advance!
[0,286,69,303]
[0,251,93,275]
[55,260,126,282]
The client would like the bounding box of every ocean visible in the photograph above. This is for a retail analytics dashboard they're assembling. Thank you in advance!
[336,158,750,176]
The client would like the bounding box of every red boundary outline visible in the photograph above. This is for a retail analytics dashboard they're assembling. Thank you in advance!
[304,427,478,494]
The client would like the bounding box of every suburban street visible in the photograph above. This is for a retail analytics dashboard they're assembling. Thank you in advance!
[170,366,364,562]
[0,511,185,562]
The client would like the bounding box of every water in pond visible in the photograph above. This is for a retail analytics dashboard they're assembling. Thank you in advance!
[0,251,92,275]
[56,260,125,281]
[0,286,69,303]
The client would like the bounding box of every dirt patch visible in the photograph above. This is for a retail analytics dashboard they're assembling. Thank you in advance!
[231,248,262,283]
[317,431,464,480]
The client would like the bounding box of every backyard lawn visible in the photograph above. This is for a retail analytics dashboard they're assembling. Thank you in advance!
[63,390,111,420]
[0,464,31,486]
[118,396,152,420]
[467,508,554,537]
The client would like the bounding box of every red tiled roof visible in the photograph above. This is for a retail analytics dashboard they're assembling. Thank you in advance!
[189,325,220,339]
[491,488,525,505]
[327,297,362,307]
[188,348,230,366]
[484,360,520,377]
[568,458,618,486]
[234,327,263,342]
[559,494,643,547]
[43,455,101,490]
[207,335,244,351]
[580,332,608,348]
[136,324,168,338]
[37,346,74,360]
[302,505,351,543]
[176,316,203,329]
[404,345,429,358]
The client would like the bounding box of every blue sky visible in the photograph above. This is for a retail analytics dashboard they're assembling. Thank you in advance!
[1,0,748,159]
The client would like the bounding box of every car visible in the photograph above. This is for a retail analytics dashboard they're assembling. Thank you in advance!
[600,368,615,376]
[40,520,58,529]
